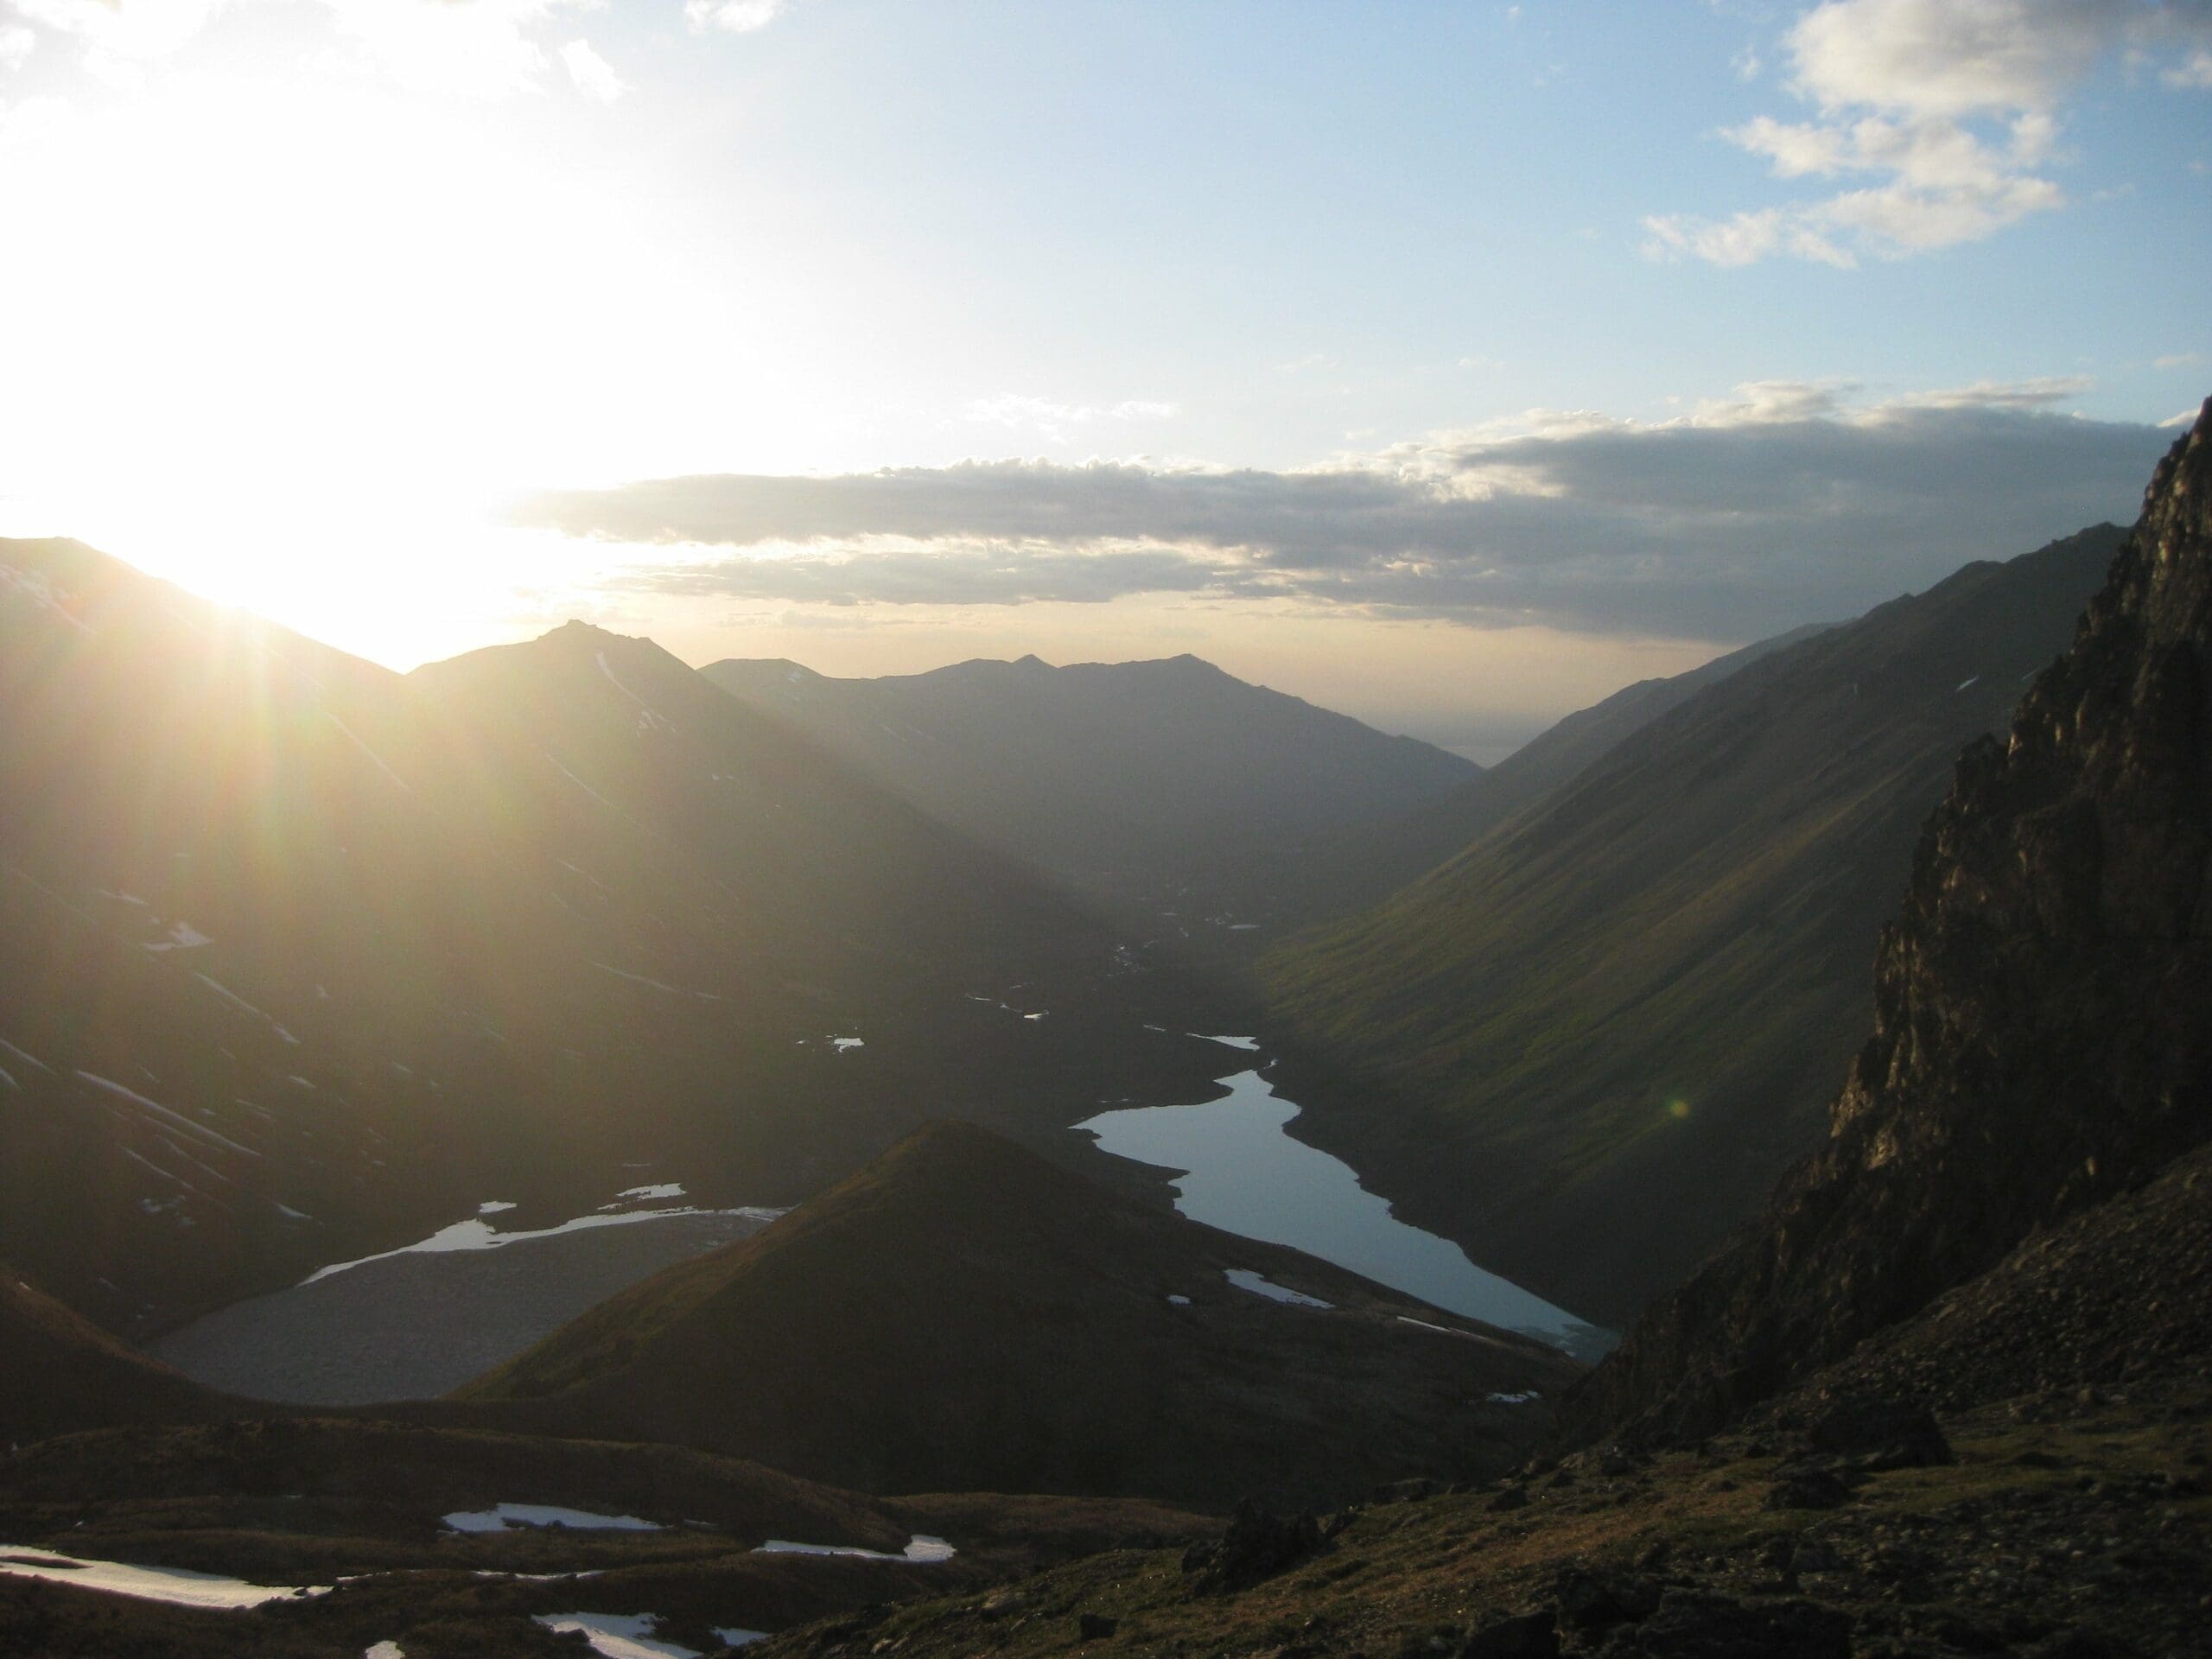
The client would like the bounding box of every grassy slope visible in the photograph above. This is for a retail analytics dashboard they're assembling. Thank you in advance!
[1263,527,2123,1326]
[0,1271,236,1446]
[454,1121,1582,1510]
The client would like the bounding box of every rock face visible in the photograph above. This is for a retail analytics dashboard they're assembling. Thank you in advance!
[1562,401,2212,1443]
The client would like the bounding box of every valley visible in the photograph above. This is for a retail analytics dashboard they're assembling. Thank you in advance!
[3,410,2208,1657]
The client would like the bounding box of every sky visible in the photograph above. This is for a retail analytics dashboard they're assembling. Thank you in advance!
[1,1,2207,761]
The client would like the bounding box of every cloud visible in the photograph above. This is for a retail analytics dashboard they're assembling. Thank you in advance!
[0,22,34,71]
[560,37,626,102]
[517,382,2171,640]
[960,394,1179,441]
[1649,0,2212,266]
[686,0,790,33]
[2,0,605,98]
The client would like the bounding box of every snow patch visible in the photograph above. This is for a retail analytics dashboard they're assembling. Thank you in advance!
[0,560,94,632]
[1956,675,1980,691]
[365,1644,407,1659]
[75,1071,260,1159]
[478,1200,518,1215]
[594,963,723,1001]
[1485,1390,1541,1405]
[1166,1294,1192,1306]
[830,1036,864,1052]
[327,715,414,792]
[302,1202,785,1285]
[715,1630,769,1649]
[753,1535,955,1564]
[1224,1268,1332,1309]
[0,1039,53,1075]
[535,1611,696,1659]
[1192,1033,1261,1051]
[0,1545,328,1610]
[143,920,213,952]
[613,1184,684,1202]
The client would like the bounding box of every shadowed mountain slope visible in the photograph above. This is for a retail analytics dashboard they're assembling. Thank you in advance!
[1333,624,1833,907]
[702,652,1478,935]
[0,1269,235,1447]
[0,542,1225,1334]
[456,1120,1581,1510]
[1561,402,2212,1444]
[1264,524,2125,1325]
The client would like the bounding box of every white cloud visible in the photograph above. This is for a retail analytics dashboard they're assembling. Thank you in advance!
[2154,351,2205,370]
[686,0,790,33]
[6,0,227,65]
[0,22,35,71]
[1,0,609,98]
[518,379,2169,639]
[1653,0,2212,267]
[560,37,626,102]
[961,394,1179,440]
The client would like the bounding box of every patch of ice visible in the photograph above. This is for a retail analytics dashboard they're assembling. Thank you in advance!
[444,1503,661,1535]
[594,963,723,1001]
[328,715,414,793]
[302,1203,787,1285]
[0,1545,328,1610]
[753,1535,956,1564]
[1485,1390,1541,1406]
[1224,1268,1332,1309]
[535,1611,696,1659]
[1192,1033,1261,1051]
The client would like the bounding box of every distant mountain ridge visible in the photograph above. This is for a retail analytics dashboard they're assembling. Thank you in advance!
[1266,523,2127,1325]
[1561,403,2212,1441]
[455,1119,1581,1509]
[702,652,1479,932]
[0,543,1230,1333]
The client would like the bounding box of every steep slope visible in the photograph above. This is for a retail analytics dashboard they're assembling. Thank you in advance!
[1336,623,1832,906]
[0,542,1227,1334]
[1264,524,2124,1325]
[1561,402,2212,1443]
[0,1270,233,1446]
[456,1120,1581,1509]
[702,652,1478,934]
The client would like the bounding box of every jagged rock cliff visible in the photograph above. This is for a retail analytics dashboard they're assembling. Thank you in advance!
[1562,401,2212,1443]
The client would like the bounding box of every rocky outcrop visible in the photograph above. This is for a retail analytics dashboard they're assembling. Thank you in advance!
[1561,400,2212,1443]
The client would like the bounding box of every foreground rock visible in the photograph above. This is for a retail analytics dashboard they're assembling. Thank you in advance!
[1562,403,2212,1443]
